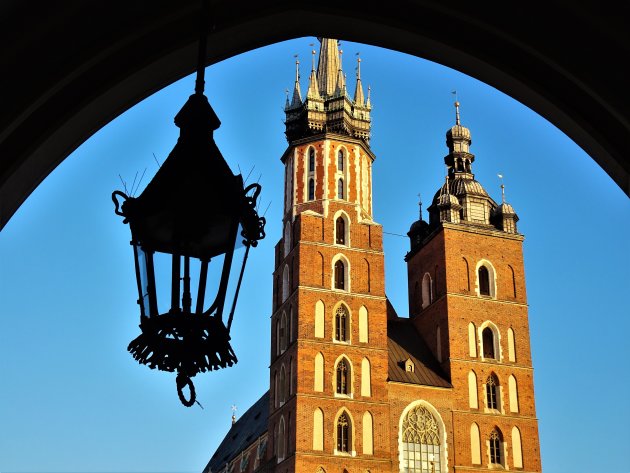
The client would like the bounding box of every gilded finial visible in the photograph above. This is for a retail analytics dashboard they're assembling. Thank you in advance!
[451,90,460,125]
[498,174,506,203]
[231,404,238,425]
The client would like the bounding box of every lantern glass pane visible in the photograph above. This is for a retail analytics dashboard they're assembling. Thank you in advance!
[136,245,151,316]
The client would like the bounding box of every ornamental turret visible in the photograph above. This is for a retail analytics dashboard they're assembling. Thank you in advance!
[284,38,372,144]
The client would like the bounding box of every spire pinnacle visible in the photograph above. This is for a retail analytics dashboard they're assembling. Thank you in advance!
[418,192,423,220]
[316,38,341,96]
[366,85,372,108]
[455,101,461,125]
[311,46,316,71]
[354,56,365,105]
[284,88,289,110]
[290,57,302,107]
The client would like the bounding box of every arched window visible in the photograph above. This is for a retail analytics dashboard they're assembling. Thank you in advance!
[279,365,286,405]
[279,312,287,353]
[421,273,432,309]
[335,305,349,341]
[509,375,519,413]
[283,221,291,257]
[359,306,368,343]
[482,327,495,359]
[314,300,325,338]
[336,358,350,395]
[361,358,371,397]
[486,374,499,410]
[313,408,324,450]
[282,265,289,302]
[512,426,523,468]
[336,217,346,245]
[336,412,351,453]
[468,322,477,357]
[362,411,373,455]
[308,178,315,200]
[277,416,286,461]
[334,259,345,290]
[309,148,315,172]
[508,327,516,362]
[478,265,490,296]
[401,405,442,473]
[489,429,503,465]
[337,149,344,171]
[470,423,481,465]
[338,178,344,199]
[468,370,478,408]
[314,352,324,392]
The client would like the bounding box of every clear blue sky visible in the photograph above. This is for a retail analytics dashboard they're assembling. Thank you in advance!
[1,37,628,473]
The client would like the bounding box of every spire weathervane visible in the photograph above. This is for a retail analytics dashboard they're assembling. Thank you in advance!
[498,174,506,203]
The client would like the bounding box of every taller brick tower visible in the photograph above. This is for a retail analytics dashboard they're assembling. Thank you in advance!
[269,38,391,473]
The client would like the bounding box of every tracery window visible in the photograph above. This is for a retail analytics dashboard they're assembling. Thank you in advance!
[478,265,490,296]
[335,305,349,341]
[482,327,495,359]
[489,429,502,465]
[336,217,346,245]
[308,178,315,201]
[309,148,315,172]
[486,374,499,410]
[401,405,442,473]
[336,358,349,395]
[336,412,351,452]
[334,260,345,290]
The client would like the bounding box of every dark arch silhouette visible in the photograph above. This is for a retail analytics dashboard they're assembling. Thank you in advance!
[1,1,628,229]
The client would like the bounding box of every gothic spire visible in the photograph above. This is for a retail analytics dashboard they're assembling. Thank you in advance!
[366,85,372,108]
[306,47,320,99]
[354,56,365,105]
[290,58,302,108]
[316,38,341,97]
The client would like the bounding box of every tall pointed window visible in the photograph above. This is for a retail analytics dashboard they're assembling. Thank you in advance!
[489,429,502,465]
[336,412,351,453]
[401,404,442,473]
[337,150,344,171]
[338,178,344,199]
[335,305,349,341]
[308,178,315,201]
[486,374,499,410]
[334,260,345,290]
[478,265,490,296]
[336,358,349,394]
[482,327,495,359]
[336,217,346,245]
[309,148,315,172]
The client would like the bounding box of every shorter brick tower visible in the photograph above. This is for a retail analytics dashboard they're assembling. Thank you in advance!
[405,101,541,471]
[204,44,542,473]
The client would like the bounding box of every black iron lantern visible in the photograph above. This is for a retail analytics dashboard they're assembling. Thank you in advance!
[111,4,265,406]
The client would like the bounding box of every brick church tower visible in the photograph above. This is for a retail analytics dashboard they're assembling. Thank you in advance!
[204,39,542,473]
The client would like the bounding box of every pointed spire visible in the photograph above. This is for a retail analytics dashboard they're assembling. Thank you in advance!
[284,88,290,110]
[418,193,424,221]
[290,58,302,108]
[354,56,365,105]
[366,85,372,108]
[335,48,346,95]
[306,47,320,99]
[316,38,341,96]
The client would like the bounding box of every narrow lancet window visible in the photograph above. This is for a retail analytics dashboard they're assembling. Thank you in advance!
[336,217,346,245]
[336,358,349,394]
[335,305,349,341]
[336,412,350,452]
[338,150,344,171]
[308,178,315,201]
[338,178,344,199]
[334,260,345,290]
[478,265,490,296]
